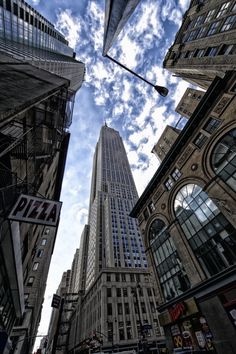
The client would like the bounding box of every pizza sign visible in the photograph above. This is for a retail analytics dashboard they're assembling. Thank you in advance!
[8,194,62,226]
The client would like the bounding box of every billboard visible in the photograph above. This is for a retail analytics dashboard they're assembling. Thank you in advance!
[8,194,62,227]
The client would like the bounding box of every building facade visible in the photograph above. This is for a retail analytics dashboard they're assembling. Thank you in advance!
[103,0,141,55]
[0,0,85,92]
[163,0,236,89]
[0,2,85,353]
[131,71,236,354]
[152,126,181,163]
[175,88,205,119]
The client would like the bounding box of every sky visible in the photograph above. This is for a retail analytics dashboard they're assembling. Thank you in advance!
[27,0,191,349]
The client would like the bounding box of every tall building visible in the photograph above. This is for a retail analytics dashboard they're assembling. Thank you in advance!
[65,125,165,354]
[175,88,205,119]
[0,1,85,353]
[131,71,236,354]
[152,126,181,162]
[0,0,85,92]
[103,0,141,55]
[163,0,236,89]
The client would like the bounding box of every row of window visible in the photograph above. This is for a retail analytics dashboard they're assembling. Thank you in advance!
[107,286,153,298]
[0,0,66,43]
[180,44,235,60]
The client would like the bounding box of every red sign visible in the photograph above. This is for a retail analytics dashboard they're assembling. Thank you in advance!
[169,302,186,321]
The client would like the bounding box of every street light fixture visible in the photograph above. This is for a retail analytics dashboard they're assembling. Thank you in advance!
[104,54,169,97]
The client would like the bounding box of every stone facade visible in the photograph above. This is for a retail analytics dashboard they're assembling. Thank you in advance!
[163,0,236,89]
[131,71,236,354]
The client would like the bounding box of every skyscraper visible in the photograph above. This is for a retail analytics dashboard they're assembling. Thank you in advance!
[103,0,141,55]
[0,0,85,92]
[163,0,236,89]
[0,1,85,353]
[86,125,148,289]
[65,125,165,354]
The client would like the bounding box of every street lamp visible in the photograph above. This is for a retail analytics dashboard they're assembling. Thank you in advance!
[104,54,169,97]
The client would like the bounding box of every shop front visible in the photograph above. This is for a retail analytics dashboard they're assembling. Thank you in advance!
[159,297,216,353]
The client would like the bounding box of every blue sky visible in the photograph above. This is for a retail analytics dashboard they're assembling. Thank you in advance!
[28,0,191,348]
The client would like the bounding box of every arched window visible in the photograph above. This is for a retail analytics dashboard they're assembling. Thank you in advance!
[175,184,236,277]
[211,128,236,192]
[149,219,190,301]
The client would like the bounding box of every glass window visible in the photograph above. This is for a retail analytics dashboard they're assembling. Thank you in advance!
[211,129,236,192]
[203,118,221,133]
[149,219,190,301]
[218,44,234,55]
[204,9,216,23]
[207,21,221,35]
[205,46,218,57]
[27,276,35,286]
[221,15,236,31]
[216,2,231,18]
[107,303,112,316]
[175,184,236,277]
[107,288,112,297]
[194,49,205,57]
[33,262,39,271]
[165,178,173,191]
[187,29,198,41]
[194,15,205,27]
[196,26,207,39]
[37,249,44,257]
[193,133,208,148]
[41,238,47,246]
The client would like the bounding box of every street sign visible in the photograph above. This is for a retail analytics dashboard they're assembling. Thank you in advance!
[51,294,61,308]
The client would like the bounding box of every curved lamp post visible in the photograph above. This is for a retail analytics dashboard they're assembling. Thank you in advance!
[104,54,169,97]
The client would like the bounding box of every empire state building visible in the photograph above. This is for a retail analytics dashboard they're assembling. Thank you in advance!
[86,124,148,289]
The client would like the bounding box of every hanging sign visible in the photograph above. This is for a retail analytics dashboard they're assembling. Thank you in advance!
[8,194,62,226]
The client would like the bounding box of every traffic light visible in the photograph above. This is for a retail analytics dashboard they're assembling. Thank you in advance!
[51,294,61,308]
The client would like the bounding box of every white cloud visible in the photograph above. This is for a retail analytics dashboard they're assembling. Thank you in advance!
[56,9,82,49]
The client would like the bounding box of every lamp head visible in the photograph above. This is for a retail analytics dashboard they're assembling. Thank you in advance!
[154,85,169,97]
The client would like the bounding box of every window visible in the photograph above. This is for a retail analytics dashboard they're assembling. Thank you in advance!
[141,302,146,313]
[124,303,130,314]
[121,274,126,282]
[107,274,111,282]
[203,118,221,134]
[115,273,120,282]
[148,201,155,213]
[221,15,236,31]
[41,238,47,246]
[107,288,112,297]
[207,21,221,35]
[117,288,121,297]
[165,178,173,191]
[117,303,123,315]
[211,129,236,192]
[175,184,236,277]
[13,3,18,15]
[196,26,207,39]
[107,303,112,316]
[33,262,39,271]
[130,273,135,282]
[204,9,215,23]
[27,276,35,286]
[216,2,231,18]
[193,15,205,27]
[194,49,205,57]
[172,168,182,181]
[149,219,190,301]
[193,133,208,148]
[218,44,234,55]
[205,46,218,57]
[123,288,128,297]
[187,29,198,41]
[147,288,152,297]
[37,249,44,257]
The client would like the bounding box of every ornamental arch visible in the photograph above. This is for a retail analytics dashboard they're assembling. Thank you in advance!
[202,122,236,190]
[174,183,236,278]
